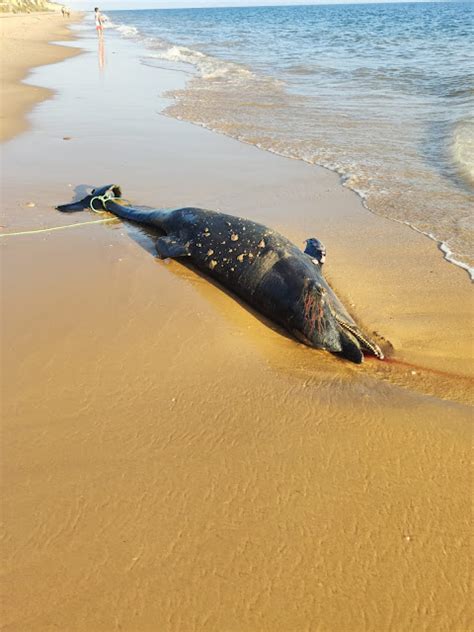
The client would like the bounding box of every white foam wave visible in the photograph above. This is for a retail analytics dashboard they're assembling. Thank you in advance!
[108,19,253,82]
[452,117,474,186]
[116,24,139,37]
[153,45,253,81]
[107,19,139,37]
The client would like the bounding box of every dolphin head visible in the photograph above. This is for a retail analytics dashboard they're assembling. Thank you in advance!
[296,279,383,364]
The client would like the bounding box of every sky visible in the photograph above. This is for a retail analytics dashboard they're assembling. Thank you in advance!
[69,0,448,10]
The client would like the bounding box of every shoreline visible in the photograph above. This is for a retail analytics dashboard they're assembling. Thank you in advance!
[0,10,82,142]
[2,16,472,632]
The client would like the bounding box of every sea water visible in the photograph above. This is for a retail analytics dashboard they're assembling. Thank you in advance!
[107,2,474,277]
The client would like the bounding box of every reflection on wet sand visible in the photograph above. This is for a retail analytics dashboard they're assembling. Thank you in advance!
[98,35,105,72]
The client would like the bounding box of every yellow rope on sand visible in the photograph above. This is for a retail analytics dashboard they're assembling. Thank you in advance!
[0,217,120,238]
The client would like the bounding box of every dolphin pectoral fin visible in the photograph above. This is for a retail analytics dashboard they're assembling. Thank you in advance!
[155,236,191,259]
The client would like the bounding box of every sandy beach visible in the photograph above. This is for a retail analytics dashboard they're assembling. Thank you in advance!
[1,11,472,632]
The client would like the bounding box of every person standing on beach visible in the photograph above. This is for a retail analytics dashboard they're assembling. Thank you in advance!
[94,7,105,37]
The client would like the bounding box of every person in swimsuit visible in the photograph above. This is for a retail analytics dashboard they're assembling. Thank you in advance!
[94,7,105,36]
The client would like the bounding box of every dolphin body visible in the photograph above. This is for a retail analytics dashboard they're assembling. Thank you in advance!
[58,185,383,364]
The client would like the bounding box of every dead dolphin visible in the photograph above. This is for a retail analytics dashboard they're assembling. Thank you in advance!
[57,185,384,363]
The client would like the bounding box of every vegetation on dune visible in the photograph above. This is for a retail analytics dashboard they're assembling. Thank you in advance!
[0,0,62,13]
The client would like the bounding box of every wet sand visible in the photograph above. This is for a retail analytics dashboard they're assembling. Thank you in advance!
[1,18,472,632]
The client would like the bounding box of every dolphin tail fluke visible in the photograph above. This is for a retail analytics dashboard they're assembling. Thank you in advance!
[57,184,122,213]
[57,185,168,229]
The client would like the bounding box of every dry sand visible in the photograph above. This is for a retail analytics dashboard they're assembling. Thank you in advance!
[1,15,473,632]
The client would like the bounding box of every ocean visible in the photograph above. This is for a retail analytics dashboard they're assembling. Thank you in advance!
[107,2,474,278]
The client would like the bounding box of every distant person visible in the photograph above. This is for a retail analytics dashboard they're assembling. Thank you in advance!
[94,7,105,36]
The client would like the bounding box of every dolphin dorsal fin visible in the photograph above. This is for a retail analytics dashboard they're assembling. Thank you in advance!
[304,238,326,266]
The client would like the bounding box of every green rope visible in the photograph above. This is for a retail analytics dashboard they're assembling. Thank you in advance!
[0,217,119,238]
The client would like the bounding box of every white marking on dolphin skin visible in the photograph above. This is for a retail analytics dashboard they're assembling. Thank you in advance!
[231,234,239,241]
[237,254,245,263]
[207,249,214,256]
[209,260,218,270]
[258,239,266,248]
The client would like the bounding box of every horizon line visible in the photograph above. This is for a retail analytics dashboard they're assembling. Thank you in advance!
[96,0,461,11]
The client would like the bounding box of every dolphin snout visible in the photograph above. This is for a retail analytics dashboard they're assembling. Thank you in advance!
[336,328,364,364]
